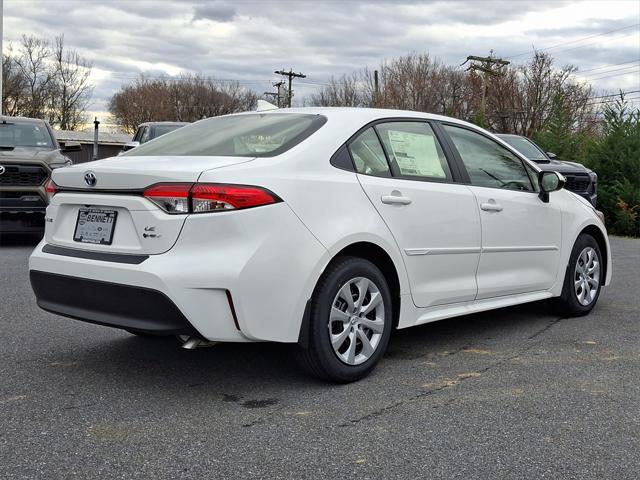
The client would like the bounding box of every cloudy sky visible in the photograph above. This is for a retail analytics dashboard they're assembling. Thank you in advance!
[4,0,640,123]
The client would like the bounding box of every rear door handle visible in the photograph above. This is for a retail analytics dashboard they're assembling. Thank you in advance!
[480,201,503,212]
[381,194,412,205]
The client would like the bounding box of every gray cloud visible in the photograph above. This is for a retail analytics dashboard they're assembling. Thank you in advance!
[193,2,237,22]
[4,0,638,114]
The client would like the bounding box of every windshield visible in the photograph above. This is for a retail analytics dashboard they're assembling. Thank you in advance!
[498,136,547,161]
[125,114,327,157]
[0,121,54,149]
[152,124,187,138]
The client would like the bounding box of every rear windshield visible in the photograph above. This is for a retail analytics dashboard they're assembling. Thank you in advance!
[0,121,54,148]
[124,113,327,157]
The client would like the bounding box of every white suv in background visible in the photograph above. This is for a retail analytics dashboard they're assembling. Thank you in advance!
[122,121,189,152]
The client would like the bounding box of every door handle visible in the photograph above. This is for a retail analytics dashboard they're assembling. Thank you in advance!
[480,201,503,212]
[381,194,412,205]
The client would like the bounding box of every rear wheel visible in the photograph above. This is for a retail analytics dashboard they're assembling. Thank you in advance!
[557,233,603,316]
[296,256,393,382]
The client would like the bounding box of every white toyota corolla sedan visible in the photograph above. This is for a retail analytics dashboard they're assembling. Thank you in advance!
[29,107,611,382]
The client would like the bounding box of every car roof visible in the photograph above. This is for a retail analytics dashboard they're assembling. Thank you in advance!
[495,133,528,139]
[0,115,50,125]
[138,121,190,127]
[231,106,481,129]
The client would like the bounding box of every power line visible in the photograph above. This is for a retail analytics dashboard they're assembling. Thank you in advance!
[575,59,640,75]
[505,23,640,59]
[577,64,640,79]
[586,69,640,82]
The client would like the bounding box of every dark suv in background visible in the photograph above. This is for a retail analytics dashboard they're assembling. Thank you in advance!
[496,134,598,206]
[0,116,80,234]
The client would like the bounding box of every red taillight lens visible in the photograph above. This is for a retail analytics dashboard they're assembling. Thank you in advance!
[45,179,58,201]
[143,183,191,214]
[142,183,280,214]
[191,184,279,212]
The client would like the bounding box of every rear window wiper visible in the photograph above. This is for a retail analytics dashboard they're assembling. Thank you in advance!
[0,145,15,150]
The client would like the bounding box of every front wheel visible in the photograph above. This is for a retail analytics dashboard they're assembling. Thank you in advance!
[557,233,603,316]
[296,256,393,382]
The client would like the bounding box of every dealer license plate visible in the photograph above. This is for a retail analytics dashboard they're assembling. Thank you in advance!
[73,208,118,245]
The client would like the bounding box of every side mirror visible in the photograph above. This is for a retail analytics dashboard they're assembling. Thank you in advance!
[61,141,82,153]
[538,171,565,203]
[546,151,557,159]
[122,141,140,152]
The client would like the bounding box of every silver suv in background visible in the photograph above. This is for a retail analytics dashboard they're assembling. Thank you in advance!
[122,122,190,152]
[0,116,80,233]
[496,134,598,206]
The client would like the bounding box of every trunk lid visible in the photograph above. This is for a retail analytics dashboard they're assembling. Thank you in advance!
[46,155,255,255]
[52,155,254,190]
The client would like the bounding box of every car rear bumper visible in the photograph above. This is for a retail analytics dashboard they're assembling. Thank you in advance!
[30,270,199,336]
[28,203,329,343]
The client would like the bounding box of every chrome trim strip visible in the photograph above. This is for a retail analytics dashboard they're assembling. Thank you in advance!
[404,247,481,256]
[481,245,559,253]
[404,245,559,256]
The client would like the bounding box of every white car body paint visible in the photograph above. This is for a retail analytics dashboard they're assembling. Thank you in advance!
[29,108,611,344]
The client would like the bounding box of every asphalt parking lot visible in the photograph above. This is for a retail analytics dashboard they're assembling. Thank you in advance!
[0,235,638,479]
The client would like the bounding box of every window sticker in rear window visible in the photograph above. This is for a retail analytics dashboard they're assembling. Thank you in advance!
[386,130,446,178]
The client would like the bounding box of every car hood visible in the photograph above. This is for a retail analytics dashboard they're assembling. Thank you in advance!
[533,158,592,174]
[0,147,67,166]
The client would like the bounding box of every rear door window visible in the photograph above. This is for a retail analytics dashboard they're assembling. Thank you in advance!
[375,122,452,181]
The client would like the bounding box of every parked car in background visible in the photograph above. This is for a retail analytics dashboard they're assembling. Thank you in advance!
[122,122,190,152]
[29,108,610,382]
[496,134,598,206]
[0,116,80,233]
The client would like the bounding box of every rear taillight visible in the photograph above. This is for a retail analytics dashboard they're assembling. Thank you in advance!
[143,183,191,214]
[142,183,280,214]
[45,179,58,202]
[191,184,279,212]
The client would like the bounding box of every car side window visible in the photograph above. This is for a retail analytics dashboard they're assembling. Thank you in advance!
[133,127,143,142]
[348,128,391,177]
[375,122,451,181]
[443,125,534,192]
[140,127,151,144]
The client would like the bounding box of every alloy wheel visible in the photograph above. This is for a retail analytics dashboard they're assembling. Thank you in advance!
[328,277,386,365]
[574,246,600,306]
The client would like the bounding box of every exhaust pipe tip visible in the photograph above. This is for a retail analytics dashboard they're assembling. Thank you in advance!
[179,336,218,349]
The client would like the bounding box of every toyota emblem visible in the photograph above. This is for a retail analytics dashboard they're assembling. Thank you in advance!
[0,165,5,175]
[84,171,97,187]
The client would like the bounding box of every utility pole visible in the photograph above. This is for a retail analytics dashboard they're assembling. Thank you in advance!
[263,81,285,107]
[461,52,509,126]
[273,81,284,108]
[274,69,306,108]
[92,117,100,161]
[373,70,379,107]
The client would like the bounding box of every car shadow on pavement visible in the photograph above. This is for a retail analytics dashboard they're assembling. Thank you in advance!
[0,233,43,247]
[65,299,560,393]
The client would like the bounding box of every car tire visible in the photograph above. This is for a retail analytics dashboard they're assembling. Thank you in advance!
[296,256,393,383]
[556,233,603,317]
